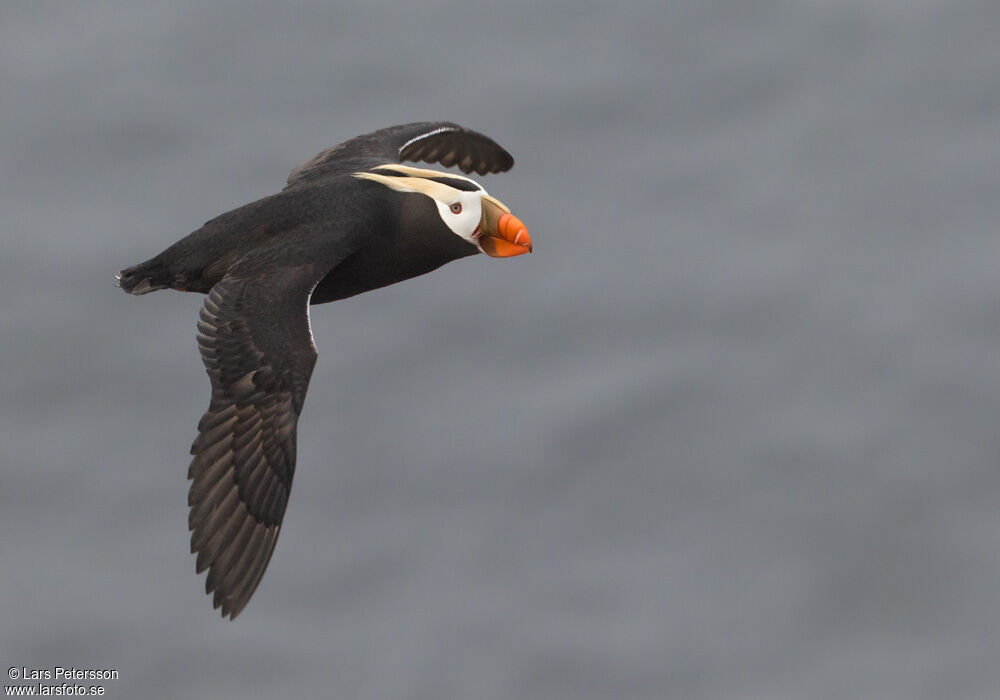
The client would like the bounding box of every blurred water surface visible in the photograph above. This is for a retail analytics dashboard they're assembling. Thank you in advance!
[2,2,1000,698]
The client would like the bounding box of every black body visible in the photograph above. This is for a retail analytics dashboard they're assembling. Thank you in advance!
[121,164,479,303]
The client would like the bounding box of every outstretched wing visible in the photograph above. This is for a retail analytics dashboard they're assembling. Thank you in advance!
[286,122,514,188]
[187,266,320,619]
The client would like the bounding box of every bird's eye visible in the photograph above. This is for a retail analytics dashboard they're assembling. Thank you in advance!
[449,203,463,214]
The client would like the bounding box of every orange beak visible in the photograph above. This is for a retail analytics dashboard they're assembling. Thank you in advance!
[478,195,532,257]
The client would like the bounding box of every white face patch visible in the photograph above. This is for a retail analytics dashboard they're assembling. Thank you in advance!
[432,190,484,243]
[354,165,490,249]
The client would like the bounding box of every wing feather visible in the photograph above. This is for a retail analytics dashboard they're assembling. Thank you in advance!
[286,121,514,188]
[187,269,320,619]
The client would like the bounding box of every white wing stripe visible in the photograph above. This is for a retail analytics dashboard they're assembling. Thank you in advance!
[397,126,459,155]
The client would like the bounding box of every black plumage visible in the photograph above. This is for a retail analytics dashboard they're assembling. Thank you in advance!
[117,122,526,619]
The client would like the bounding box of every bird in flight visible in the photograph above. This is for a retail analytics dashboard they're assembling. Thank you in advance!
[116,122,532,619]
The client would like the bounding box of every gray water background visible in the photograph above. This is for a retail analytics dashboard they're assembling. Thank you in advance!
[2,2,1000,698]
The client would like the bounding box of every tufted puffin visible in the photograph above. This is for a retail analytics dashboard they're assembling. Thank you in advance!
[116,122,532,619]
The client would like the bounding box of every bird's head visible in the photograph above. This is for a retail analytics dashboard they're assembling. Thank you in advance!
[354,164,532,257]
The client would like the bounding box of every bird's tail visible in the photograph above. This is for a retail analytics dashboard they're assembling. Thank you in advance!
[115,258,172,295]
